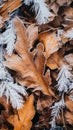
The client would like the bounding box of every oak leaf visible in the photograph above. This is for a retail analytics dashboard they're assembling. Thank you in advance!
[7,95,35,130]
[4,17,55,96]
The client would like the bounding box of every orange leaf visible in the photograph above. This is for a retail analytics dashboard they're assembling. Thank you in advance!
[7,95,35,130]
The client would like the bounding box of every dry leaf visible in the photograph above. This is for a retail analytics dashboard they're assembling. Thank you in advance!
[65,95,73,112]
[65,54,73,66]
[39,32,59,59]
[7,95,35,130]
[65,111,73,125]
[4,17,55,96]
[0,0,21,21]
[26,24,38,50]
[46,50,64,70]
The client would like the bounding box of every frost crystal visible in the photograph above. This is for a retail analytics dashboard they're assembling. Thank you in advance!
[50,95,65,128]
[64,28,73,40]
[0,20,16,56]
[3,21,16,55]
[56,65,72,93]
[23,0,33,5]
[24,0,53,24]
[0,81,27,109]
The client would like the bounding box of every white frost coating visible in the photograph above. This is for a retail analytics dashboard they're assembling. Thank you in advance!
[0,81,27,109]
[23,0,33,5]
[33,0,52,24]
[64,28,73,40]
[56,65,72,92]
[24,0,53,24]
[50,95,65,128]
[3,21,16,55]
[57,29,64,41]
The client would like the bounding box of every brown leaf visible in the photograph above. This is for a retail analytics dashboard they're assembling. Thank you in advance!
[0,0,22,21]
[4,17,55,96]
[65,95,73,112]
[65,111,73,125]
[33,43,45,75]
[46,50,64,70]
[7,95,35,130]
[39,32,59,59]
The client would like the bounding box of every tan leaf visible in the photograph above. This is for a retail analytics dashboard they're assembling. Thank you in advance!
[4,17,55,96]
[38,32,59,59]
[7,95,35,130]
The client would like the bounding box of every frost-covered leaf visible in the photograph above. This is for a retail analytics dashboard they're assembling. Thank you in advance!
[32,0,54,24]
[3,20,16,55]
[50,96,65,128]
[23,0,33,5]
[64,28,73,40]
[56,65,72,92]
[0,81,27,109]
[24,0,54,24]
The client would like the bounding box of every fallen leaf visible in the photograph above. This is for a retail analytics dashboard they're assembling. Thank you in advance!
[0,0,22,21]
[64,54,73,66]
[46,50,64,70]
[65,95,73,112]
[65,111,73,125]
[4,17,55,96]
[7,95,35,130]
[39,32,59,59]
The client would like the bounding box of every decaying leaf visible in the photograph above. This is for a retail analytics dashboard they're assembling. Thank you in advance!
[4,17,55,96]
[7,95,35,130]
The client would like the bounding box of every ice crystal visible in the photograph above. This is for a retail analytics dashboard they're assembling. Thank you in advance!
[0,81,27,109]
[64,28,73,40]
[56,65,72,93]
[50,95,65,128]
[3,20,16,55]
[24,0,53,24]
